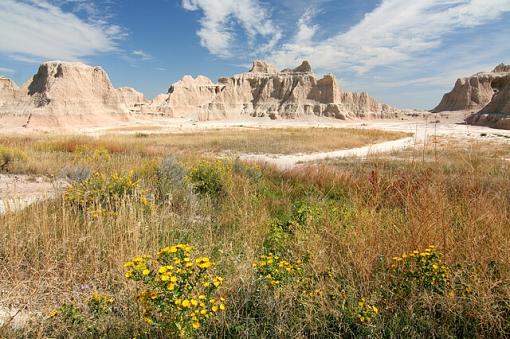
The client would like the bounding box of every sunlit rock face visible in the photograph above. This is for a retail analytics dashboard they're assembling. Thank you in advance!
[152,60,397,120]
[433,63,510,130]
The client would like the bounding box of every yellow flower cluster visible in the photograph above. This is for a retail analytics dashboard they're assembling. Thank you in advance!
[124,244,226,335]
[86,291,114,316]
[357,298,379,323]
[174,296,226,329]
[253,253,302,287]
[87,291,114,305]
[390,245,449,292]
[64,171,148,213]
[124,255,152,280]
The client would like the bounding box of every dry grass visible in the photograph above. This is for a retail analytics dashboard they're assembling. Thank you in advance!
[2,127,406,154]
[1,132,509,337]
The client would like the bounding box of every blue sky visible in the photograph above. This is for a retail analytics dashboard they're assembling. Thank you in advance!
[0,0,509,109]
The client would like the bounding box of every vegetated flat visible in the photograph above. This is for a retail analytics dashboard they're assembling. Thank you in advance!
[1,128,510,338]
[76,128,407,154]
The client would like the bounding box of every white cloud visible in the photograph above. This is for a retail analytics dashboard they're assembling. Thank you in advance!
[181,0,282,58]
[132,50,152,60]
[0,67,16,74]
[0,0,125,62]
[269,0,510,73]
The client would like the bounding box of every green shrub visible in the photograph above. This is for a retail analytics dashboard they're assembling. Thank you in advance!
[187,161,227,196]
[63,171,149,214]
[390,245,449,294]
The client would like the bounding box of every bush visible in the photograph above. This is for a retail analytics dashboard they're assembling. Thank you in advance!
[60,165,91,182]
[157,156,187,200]
[187,161,227,196]
[63,171,148,214]
[0,146,27,172]
[124,244,226,337]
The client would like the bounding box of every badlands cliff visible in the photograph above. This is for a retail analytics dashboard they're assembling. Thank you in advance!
[1,60,401,129]
[432,63,510,129]
[0,61,147,128]
[150,60,398,120]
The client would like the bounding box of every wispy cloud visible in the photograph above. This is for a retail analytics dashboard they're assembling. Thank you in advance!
[0,67,16,74]
[181,0,282,58]
[0,0,126,62]
[269,0,510,73]
[132,50,152,60]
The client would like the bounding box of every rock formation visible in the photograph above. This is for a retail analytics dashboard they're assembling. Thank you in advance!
[433,63,510,129]
[150,75,222,117]
[1,59,402,128]
[151,60,397,120]
[0,61,147,128]
[0,77,19,107]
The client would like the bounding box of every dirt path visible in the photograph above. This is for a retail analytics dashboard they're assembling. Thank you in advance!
[237,119,510,169]
[239,136,416,170]
[0,175,67,215]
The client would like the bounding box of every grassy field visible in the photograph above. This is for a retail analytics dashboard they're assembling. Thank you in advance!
[1,131,509,338]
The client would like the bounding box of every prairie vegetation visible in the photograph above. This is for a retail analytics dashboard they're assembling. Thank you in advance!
[0,131,509,338]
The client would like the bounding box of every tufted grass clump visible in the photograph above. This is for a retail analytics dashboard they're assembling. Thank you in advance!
[124,244,226,337]
[74,145,111,162]
[0,145,27,172]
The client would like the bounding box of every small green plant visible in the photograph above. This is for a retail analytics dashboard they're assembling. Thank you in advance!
[253,253,303,287]
[124,244,226,337]
[187,161,227,196]
[390,245,449,294]
[0,146,27,172]
[49,302,83,326]
[86,291,114,318]
[292,200,321,226]
[355,298,379,324]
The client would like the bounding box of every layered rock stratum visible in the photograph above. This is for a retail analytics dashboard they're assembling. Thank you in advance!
[1,60,402,128]
[432,63,510,129]
[150,60,398,120]
[0,61,147,128]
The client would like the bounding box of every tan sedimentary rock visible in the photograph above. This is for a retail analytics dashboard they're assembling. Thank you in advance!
[152,60,397,120]
[434,63,510,130]
[0,61,148,127]
[149,75,223,117]
[117,87,147,113]
[249,60,278,73]
[0,77,19,107]
[465,73,510,129]
[432,64,510,113]
[493,63,510,73]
